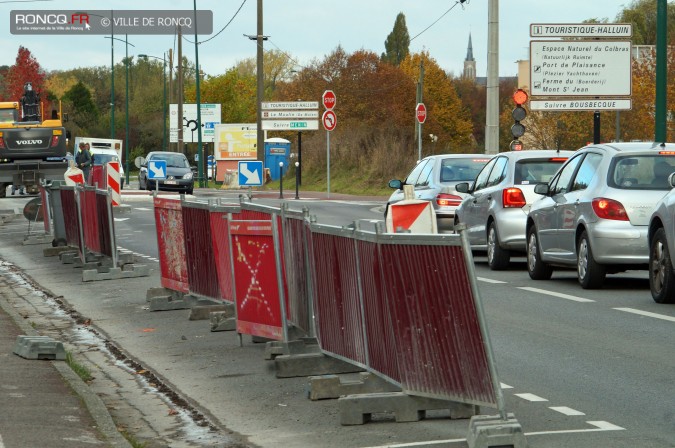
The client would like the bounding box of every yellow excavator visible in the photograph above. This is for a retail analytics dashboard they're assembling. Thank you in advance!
[0,82,69,197]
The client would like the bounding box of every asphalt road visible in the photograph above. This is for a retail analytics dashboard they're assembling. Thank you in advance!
[1,190,674,447]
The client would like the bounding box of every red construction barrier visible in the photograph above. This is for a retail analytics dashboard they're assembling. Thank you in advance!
[307,227,367,366]
[38,184,51,235]
[182,201,220,300]
[106,162,121,206]
[230,218,287,340]
[153,197,189,293]
[209,203,241,302]
[378,236,497,407]
[60,187,81,252]
[95,189,116,260]
[280,208,312,336]
[90,164,104,188]
[80,186,101,255]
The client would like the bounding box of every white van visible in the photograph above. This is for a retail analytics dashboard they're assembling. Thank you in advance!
[73,137,125,188]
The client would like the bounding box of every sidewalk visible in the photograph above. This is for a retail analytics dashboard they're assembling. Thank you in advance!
[0,264,130,448]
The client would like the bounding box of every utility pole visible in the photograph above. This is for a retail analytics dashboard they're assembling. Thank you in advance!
[655,0,667,142]
[177,26,184,155]
[168,48,173,152]
[256,0,264,163]
[194,0,204,187]
[485,0,499,154]
[417,58,424,161]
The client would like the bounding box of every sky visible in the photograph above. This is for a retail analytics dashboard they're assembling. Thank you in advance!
[0,0,632,78]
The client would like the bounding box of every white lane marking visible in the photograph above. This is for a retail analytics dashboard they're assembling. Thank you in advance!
[362,421,625,447]
[518,286,595,303]
[478,277,507,284]
[515,393,548,402]
[0,432,4,448]
[614,307,675,323]
[550,406,585,416]
[500,382,513,389]
[114,218,130,222]
[134,207,152,211]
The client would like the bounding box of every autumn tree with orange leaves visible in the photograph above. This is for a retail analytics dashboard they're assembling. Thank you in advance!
[3,47,46,104]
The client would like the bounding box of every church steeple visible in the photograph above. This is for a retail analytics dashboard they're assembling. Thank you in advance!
[463,33,476,80]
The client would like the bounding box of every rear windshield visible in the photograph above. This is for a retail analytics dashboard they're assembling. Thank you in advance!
[440,158,489,182]
[610,154,675,190]
[515,159,567,185]
[92,154,119,165]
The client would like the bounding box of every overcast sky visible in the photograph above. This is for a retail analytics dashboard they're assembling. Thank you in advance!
[0,0,631,77]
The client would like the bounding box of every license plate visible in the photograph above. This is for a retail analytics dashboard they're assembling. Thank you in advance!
[164,180,177,185]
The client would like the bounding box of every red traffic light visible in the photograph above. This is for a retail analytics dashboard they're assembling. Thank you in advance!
[513,89,528,106]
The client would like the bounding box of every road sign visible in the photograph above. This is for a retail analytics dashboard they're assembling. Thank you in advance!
[169,103,222,143]
[262,110,319,119]
[322,90,336,110]
[262,101,319,110]
[261,120,320,131]
[529,40,631,97]
[322,110,337,131]
[416,103,427,124]
[530,99,632,111]
[238,161,263,187]
[148,160,167,180]
[530,23,632,38]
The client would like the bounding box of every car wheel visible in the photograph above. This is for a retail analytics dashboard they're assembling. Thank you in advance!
[186,189,193,195]
[527,226,553,280]
[577,230,606,289]
[649,228,675,304]
[487,221,510,270]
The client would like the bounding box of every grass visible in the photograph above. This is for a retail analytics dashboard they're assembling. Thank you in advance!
[65,351,93,383]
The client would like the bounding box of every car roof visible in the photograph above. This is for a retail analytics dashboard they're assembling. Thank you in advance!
[495,149,576,160]
[148,151,187,157]
[582,142,675,153]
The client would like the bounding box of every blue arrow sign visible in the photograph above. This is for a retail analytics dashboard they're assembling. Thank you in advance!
[238,161,263,187]
[148,160,167,180]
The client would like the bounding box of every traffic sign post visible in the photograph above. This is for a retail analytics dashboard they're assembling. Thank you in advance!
[322,91,336,199]
[416,103,427,161]
[238,161,263,187]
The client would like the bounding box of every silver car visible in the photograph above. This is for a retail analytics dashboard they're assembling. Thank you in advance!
[387,154,490,233]
[455,150,573,270]
[647,172,675,304]
[527,142,675,289]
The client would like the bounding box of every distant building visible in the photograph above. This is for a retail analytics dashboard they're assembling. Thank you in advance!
[463,33,476,80]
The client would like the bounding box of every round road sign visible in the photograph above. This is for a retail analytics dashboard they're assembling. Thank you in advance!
[322,110,337,131]
[322,90,336,110]
[416,103,427,124]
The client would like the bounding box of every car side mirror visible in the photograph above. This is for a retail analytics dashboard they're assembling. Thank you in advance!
[191,165,198,172]
[388,179,403,190]
[534,183,550,195]
[455,182,470,193]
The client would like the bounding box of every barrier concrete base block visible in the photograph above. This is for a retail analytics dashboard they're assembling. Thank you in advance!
[210,312,236,331]
[117,252,135,266]
[466,414,528,448]
[43,246,77,257]
[307,372,401,401]
[339,392,478,426]
[82,264,150,282]
[59,251,79,264]
[264,339,321,360]
[275,353,364,378]
[189,303,235,321]
[148,295,191,311]
[0,214,16,224]
[183,294,222,308]
[13,335,66,361]
[23,233,50,245]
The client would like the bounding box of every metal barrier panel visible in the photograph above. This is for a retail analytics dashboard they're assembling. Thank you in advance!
[355,236,400,384]
[308,225,367,366]
[81,187,101,255]
[230,219,285,340]
[95,189,115,261]
[281,210,311,336]
[182,202,220,300]
[90,165,104,188]
[60,187,80,250]
[209,204,240,302]
[48,182,67,246]
[153,197,189,293]
[38,184,51,235]
[378,234,497,407]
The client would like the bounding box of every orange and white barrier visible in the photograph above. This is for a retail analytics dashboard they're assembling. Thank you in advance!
[106,161,121,206]
[64,166,85,186]
[385,199,438,234]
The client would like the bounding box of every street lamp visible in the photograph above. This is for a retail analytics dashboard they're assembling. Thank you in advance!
[138,53,168,152]
[105,35,135,186]
[193,0,204,188]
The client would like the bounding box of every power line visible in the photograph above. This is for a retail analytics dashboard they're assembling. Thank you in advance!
[410,0,469,42]
[183,0,248,45]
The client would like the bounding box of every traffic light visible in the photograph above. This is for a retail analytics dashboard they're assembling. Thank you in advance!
[511,89,528,150]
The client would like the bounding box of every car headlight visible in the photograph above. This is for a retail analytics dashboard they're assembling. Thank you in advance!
[183,172,193,180]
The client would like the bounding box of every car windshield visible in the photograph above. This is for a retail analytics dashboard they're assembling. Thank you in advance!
[440,158,490,182]
[92,154,119,165]
[151,154,189,168]
[610,154,675,190]
[515,159,568,185]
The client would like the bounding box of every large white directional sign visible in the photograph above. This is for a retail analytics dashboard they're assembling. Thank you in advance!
[530,99,632,111]
[148,160,167,180]
[530,41,631,97]
[530,23,632,39]
[169,103,222,143]
[238,161,263,187]
[260,101,319,131]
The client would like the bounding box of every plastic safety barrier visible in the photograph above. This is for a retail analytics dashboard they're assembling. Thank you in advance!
[80,186,101,255]
[94,187,117,264]
[38,183,51,235]
[182,200,221,301]
[209,202,241,303]
[153,196,189,293]
[60,186,82,256]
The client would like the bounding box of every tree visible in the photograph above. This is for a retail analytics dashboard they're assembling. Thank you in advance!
[615,0,675,45]
[381,12,410,66]
[4,47,46,104]
[234,49,297,97]
[62,81,99,131]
